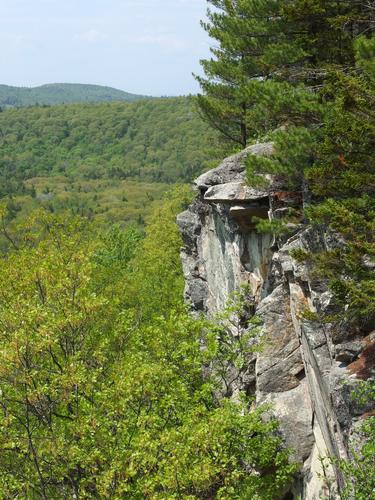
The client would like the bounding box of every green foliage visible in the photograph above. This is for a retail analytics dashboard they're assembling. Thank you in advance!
[93,223,144,292]
[122,185,194,321]
[195,0,370,147]
[0,212,109,498]
[195,0,302,146]
[205,286,263,396]
[0,97,223,192]
[0,96,226,236]
[352,381,375,408]
[252,216,293,238]
[0,178,172,253]
[246,125,319,190]
[338,416,375,500]
[289,248,311,263]
[280,0,370,78]
[307,199,375,323]
[355,35,375,77]
[307,74,375,200]
[243,19,375,325]
[95,223,143,268]
[331,382,375,499]
[305,36,375,324]
[0,194,296,498]
[0,83,148,107]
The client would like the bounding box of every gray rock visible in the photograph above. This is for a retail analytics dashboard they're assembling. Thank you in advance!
[176,209,201,248]
[186,278,208,311]
[335,341,363,363]
[204,181,268,203]
[195,142,274,191]
[177,142,373,499]
[256,285,304,393]
[258,382,315,463]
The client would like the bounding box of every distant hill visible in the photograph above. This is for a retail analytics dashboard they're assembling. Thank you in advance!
[0,96,226,228]
[0,96,225,189]
[0,83,149,107]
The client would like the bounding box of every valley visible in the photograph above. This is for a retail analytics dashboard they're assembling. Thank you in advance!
[0,96,226,240]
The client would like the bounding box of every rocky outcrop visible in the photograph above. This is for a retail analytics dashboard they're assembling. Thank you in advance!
[177,144,374,499]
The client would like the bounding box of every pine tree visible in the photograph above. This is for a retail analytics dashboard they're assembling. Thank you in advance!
[195,0,304,147]
[196,1,375,148]
[245,26,375,323]
[305,34,375,324]
[281,0,374,82]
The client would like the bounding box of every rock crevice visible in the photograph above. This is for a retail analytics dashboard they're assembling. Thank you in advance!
[177,144,374,498]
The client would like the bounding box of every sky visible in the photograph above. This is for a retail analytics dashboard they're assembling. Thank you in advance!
[0,0,212,96]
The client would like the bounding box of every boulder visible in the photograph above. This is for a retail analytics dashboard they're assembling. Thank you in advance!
[335,341,363,363]
[195,142,274,191]
[204,181,268,203]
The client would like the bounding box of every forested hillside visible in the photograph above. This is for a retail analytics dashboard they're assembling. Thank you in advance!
[0,191,296,498]
[0,83,147,107]
[0,0,373,498]
[0,97,222,188]
[0,97,224,228]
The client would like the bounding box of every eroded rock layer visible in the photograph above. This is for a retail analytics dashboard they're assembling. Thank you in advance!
[177,144,374,499]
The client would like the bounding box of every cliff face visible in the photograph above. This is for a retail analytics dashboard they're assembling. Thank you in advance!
[177,144,374,499]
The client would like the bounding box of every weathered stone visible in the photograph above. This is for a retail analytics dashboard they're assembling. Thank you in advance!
[258,382,315,463]
[347,334,375,379]
[300,321,327,350]
[195,142,274,191]
[179,199,273,314]
[302,423,339,499]
[335,341,363,363]
[186,278,208,311]
[177,142,374,499]
[256,285,304,393]
[204,181,268,203]
[176,209,201,248]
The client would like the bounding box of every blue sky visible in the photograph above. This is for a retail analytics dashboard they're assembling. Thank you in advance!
[0,0,211,96]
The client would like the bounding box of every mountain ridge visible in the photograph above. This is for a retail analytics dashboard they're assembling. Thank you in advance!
[0,83,151,107]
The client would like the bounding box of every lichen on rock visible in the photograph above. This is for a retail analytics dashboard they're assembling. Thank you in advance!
[177,143,374,499]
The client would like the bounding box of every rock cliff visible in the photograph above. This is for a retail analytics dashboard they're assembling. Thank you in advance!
[177,144,374,499]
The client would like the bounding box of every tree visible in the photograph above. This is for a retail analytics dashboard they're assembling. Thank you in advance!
[0,198,297,498]
[196,1,374,148]
[0,211,114,498]
[280,0,374,81]
[195,0,296,147]
[305,34,375,325]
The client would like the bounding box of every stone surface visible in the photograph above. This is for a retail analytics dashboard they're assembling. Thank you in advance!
[204,181,268,203]
[194,142,274,191]
[347,334,375,379]
[335,341,363,363]
[259,382,315,463]
[301,423,339,500]
[178,142,374,499]
[256,285,305,393]
[177,197,273,314]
